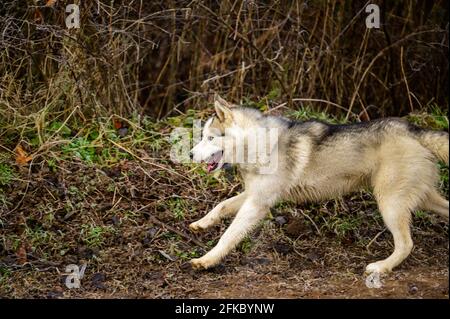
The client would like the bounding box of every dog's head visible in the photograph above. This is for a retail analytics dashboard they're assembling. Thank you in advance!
[191,95,236,173]
[192,94,271,173]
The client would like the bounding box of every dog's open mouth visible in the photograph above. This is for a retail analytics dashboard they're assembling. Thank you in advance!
[206,151,224,173]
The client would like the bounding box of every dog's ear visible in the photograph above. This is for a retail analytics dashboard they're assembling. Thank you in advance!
[214,94,233,122]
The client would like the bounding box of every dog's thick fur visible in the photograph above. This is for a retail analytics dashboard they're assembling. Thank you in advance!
[189,95,449,274]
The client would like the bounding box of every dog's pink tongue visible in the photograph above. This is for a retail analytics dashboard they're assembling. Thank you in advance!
[207,163,214,173]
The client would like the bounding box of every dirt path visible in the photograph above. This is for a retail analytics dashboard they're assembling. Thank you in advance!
[3,243,447,299]
[0,160,448,299]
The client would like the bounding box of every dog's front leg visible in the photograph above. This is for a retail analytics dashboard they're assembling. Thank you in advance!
[190,198,267,270]
[189,192,247,232]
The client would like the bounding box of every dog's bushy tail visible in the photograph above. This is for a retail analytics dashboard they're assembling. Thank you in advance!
[417,130,449,164]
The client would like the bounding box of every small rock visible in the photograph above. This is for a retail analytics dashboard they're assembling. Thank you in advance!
[142,227,159,246]
[147,227,158,238]
[98,203,113,212]
[180,262,193,271]
[272,242,293,255]
[47,289,63,299]
[111,215,120,226]
[254,257,271,265]
[408,284,418,295]
[307,252,320,262]
[103,167,121,178]
[118,127,128,137]
[208,263,227,274]
[274,216,288,226]
[285,219,309,238]
[91,272,106,289]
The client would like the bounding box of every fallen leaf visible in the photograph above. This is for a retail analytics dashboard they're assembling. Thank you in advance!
[113,119,123,129]
[15,145,32,165]
[46,0,57,7]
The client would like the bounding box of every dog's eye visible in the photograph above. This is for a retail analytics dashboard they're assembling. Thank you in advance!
[207,136,214,141]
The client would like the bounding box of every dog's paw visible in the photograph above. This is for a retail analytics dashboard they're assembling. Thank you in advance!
[190,257,211,270]
[190,256,219,270]
[189,221,205,233]
[365,261,392,274]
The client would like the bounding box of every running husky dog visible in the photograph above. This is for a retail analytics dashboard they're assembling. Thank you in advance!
[189,95,449,274]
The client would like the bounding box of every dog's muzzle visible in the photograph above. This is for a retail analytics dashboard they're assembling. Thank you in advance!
[206,151,223,173]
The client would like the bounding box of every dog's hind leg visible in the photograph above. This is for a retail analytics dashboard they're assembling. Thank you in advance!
[190,198,267,269]
[189,192,247,232]
[366,197,414,274]
[420,191,449,221]
[366,142,442,274]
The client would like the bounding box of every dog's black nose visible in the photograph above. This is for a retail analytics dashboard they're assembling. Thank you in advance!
[189,150,193,160]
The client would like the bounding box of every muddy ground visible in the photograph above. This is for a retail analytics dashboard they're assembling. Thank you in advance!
[0,143,448,299]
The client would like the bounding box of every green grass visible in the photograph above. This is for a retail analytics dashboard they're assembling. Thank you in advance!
[407,104,449,130]
[62,136,97,162]
[167,197,187,220]
[0,164,14,186]
[330,215,362,239]
[166,108,197,128]
[173,248,200,261]
[238,236,253,254]
[0,265,11,288]
[46,158,58,172]
[241,87,281,111]
[60,131,133,165]
[80,224,114,248]
[414,210,428,219]
[68,185,81,196]
[429,105,449,129]
[161,231,181,241]
[48,121,72,137]
[3,234,20,252]
[190,163,227,186]
[25,227,54,252]
[206,239,217,248]
[288,107,346,124]
[413,210,438,227]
